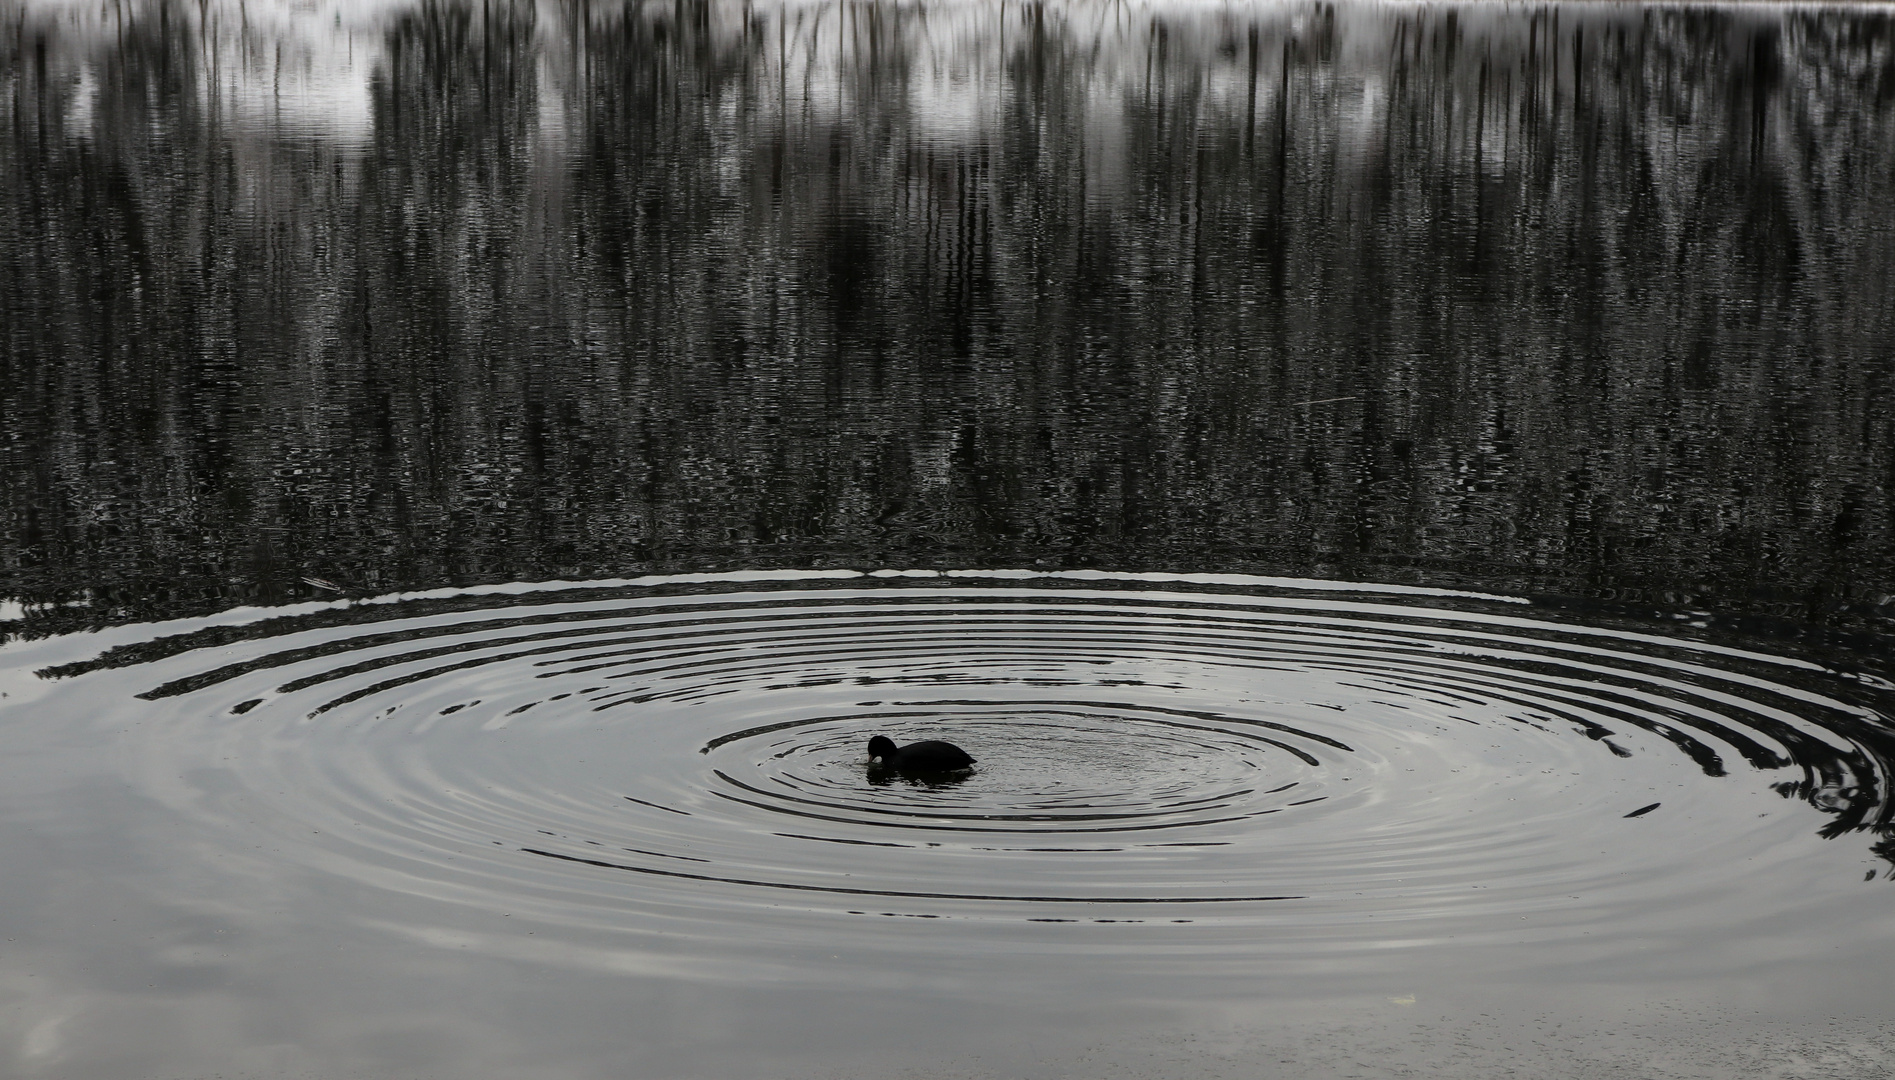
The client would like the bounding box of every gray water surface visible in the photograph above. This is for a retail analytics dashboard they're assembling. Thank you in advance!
[6,571,1895,1077]
[3,1,1895,1077]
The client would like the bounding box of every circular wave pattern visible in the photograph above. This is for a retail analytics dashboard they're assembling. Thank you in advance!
[89,573,1895,955]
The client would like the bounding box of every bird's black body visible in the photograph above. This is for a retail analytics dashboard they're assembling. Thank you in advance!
[866,735,976,772]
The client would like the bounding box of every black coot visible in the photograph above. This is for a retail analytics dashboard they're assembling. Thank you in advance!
[866,735,976,772]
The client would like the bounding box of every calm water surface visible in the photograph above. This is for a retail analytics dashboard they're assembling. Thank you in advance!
[3,1,1895,1077]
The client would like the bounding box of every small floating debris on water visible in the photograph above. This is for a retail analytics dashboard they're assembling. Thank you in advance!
[1624,802,1662,819]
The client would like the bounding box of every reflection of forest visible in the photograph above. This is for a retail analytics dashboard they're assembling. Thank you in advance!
[2,1,1892,632]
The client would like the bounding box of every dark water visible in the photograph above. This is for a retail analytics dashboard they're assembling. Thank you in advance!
[3,2,1895,1077]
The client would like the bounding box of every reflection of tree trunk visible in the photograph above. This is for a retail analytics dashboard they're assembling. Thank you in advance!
[0,1,1891,639]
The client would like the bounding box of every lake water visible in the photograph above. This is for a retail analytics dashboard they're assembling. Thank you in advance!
[3,1,1895,1077]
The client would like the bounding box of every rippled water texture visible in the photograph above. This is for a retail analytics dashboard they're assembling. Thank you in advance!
[6,573,1895,1075]
[5,0,1895,1075]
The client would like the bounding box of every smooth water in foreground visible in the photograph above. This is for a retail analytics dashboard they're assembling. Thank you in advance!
[4,0,1895,1076]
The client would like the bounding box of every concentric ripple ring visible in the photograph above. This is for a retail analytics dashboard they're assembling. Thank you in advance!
[27,570,1895,976]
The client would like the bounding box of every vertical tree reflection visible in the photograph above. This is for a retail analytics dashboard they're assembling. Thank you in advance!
[1,0,1891,631]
